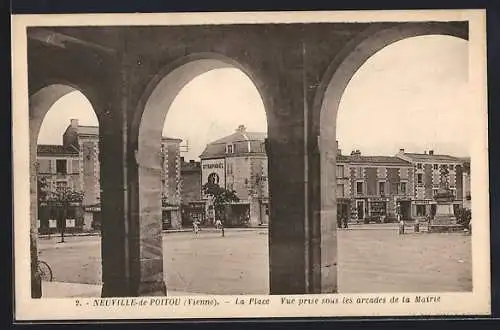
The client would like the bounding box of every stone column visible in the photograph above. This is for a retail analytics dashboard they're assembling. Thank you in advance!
[130,142,166,296]
[268,129,309,293]
[99,120,130,297]
[127,56,167,296]
[313,141,338,293]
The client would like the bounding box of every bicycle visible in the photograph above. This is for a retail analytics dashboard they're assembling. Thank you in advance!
[37,260,53,282]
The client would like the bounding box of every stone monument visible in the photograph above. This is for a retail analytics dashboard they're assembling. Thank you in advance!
[428,165,462,233]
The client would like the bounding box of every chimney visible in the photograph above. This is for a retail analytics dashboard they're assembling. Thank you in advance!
[399,148,405,154]
[236,125,246,132]
[70,118,78,128]
[429,150,434,155]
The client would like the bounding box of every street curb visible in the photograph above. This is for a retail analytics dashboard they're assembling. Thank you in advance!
[162,227,269,234]
[38,227,269,238]
[39,232,101,239]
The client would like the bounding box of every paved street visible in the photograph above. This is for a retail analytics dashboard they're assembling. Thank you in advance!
[37,225,472,296]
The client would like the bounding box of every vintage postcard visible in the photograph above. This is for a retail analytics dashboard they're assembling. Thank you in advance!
[11,9,490,321]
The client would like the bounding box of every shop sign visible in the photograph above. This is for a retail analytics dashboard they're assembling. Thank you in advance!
[201,158,226,198]
[415,200,435,205]
[369,197,387,202]
[49,219,57,228]
[66,219,76,227]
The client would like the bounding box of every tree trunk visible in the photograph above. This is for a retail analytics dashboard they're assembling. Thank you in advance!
[60,203,66,243]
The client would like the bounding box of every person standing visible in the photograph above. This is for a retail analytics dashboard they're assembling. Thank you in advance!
[193,219,200,234]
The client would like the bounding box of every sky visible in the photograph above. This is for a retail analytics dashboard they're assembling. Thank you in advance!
[37,34,469,160]
[337,35,469,157]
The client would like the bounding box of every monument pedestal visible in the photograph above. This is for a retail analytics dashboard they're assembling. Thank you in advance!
[429,189,462,233]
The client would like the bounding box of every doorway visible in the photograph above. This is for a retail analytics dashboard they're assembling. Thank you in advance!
[356,200,365,220]
[399,201,411,220]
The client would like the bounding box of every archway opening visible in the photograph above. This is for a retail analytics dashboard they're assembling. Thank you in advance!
[319,31,470,294]
[136,57,270,295]
[31,86,102,297]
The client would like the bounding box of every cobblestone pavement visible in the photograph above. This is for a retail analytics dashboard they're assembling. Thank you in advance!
[37,226,472,296]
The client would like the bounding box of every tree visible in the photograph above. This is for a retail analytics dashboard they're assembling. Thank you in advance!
[456,207,472,231]
[37,176,49,201]
[463,162,470,175]
[202,182,240,231]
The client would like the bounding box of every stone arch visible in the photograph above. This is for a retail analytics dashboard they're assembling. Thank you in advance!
[28,83,102,296]
[129,53,270,294]
[313,23,468,292]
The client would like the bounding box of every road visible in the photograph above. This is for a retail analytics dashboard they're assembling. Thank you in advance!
[37,225,472,295]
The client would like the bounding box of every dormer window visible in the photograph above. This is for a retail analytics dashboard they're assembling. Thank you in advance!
[226,144,234,154]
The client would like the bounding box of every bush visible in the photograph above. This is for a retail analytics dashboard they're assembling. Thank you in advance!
[455,207,471,229]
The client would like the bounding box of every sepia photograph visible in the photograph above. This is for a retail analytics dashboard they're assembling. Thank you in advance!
[11,9,490,320]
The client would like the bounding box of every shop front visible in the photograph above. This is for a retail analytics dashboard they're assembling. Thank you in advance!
[258,198,269,226]
[83,204,101,231]
[225,201,251,227]
[181,201,206,227]
[413,199,437,220]
[352,198,366,223]
[367,197,389,223]
[38,201,84,234]
[337,198,351,225]
[395,197,412,221]
[162,204,182,230]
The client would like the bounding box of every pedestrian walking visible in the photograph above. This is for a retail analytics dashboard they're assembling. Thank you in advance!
[398,214,405,235]
[215,219,222,230]
[193,220,200,234]
[342,216,349,229]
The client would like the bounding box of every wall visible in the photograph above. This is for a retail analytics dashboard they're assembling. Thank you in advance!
[180,164,202,204]
[225,156,252,200]
[80,137,100,206]
[36,155,81,192]
[161,139,181,205]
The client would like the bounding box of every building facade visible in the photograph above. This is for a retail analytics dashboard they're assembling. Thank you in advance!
[200,125,269,227]
[461,158,472,210]
[160,137,182,229]
[336,148,414,223]
[38,119,183,230]
[63,119,101,229]
[36,144,85,232]
[179,158,204,227]
[335,146,472,223]
[395,149,470,218]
